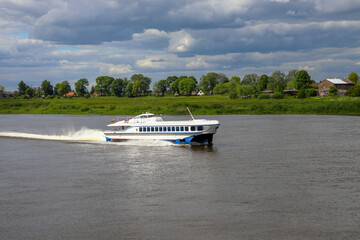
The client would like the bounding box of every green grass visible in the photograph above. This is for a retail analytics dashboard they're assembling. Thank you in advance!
[1,95,360,115]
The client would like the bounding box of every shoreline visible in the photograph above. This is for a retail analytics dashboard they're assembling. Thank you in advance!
[1,95,360,116]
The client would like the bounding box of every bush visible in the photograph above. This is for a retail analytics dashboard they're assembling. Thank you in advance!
[271,92,284,99]
[258,93,270,99]
[329,87,338,96]
[229,91,238,99]
[84,94,90,98]
[346,85,360,97]
[305,88,317,98]
[297,88,306,98]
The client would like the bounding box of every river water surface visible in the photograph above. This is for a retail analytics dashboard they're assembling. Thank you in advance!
[1,114,360,239]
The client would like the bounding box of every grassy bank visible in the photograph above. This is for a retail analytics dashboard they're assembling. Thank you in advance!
[1,95,360,115]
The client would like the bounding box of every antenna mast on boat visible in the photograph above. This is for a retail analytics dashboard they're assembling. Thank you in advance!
[187,107,195,120]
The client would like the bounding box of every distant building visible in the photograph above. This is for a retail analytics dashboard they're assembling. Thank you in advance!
[0,89,14,98]
[260,89,298,96]
[283,89,298,96]
[318,78,354,96]
[311,82,320,88]
[92,92,99,97]
[64,91,76,97]
[261,89,273,94]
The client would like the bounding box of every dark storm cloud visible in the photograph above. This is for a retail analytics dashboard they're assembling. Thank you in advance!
[21,0,360,55]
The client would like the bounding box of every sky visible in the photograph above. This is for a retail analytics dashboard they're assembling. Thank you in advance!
[1,0,360,91]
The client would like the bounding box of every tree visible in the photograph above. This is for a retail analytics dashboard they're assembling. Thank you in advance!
[153,79,167,96]
[75,78,89,96]
[346,85,360,97]
[130,74,151,95]
[213,82,228,95]
[242,74,259,85]
[230,76,241,84]
[90,85,95,95]
[54,83,60,96]
[286,69,298,83]
[217,73,229,83]
[25,87,35,98]
[41,80,53,97]
[57,81,71,96]
[213,81,239,95]
[237,85,255,97]
[165,76,177,94]
[131,80,142,97]
[125,82,134,97]
[293,70,311,90]
[110,78,127,97]
[18,80,29,95]
[348,72,359,84]
[95,76,114,96]
[178,77,197,96]
[199,72,220,94]
[329,87,338,96]
[170,76,187,95]
[0,85,4,91]
[258,74,268,91]
[267,71,287,91]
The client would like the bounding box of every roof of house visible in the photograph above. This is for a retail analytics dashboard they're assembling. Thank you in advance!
[326,78,354,85]
[64,91,75,96]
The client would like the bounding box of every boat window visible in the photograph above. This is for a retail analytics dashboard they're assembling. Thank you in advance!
[155,127,158,131]
[185,126,189,131]
[172,127,175,131]
[191,126,196,131]
[151,127,154,132]
[176,126,179,131]
[147,127,150,132]
[197,126,203,131]
[180,126,184,131]
[139,127,142,132]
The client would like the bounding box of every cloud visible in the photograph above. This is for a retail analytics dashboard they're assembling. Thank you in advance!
[168,30,196,53]
[307,0,360,13]
[1,0,360,90]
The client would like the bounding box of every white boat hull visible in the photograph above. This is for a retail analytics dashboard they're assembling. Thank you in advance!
[104,112,219,145]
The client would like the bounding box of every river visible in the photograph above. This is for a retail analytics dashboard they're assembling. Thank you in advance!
[1,114,360,239]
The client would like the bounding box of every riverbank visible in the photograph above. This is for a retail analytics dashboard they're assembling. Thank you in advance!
[1,95,360,115]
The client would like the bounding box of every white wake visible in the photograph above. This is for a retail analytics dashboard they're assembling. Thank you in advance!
[0,128,174,146]
[0,128,105,142]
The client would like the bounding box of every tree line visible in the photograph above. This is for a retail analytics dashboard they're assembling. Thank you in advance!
[11,70,360,99]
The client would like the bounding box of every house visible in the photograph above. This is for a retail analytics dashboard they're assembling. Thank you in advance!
[92,92,99,97]
[283,89,298,96]
[0,89,14,98]
[64,91,76,97]
[261,89,273,94]
[318,78,354,96]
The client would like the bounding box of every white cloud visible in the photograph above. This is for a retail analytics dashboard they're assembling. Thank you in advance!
[133,29,169,41]
[100,63,133,75]
[185,57,210,69]
[308,0,360,13]
[168,30,196,52]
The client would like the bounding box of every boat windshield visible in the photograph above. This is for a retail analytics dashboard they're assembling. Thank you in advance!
[135,114,154,119]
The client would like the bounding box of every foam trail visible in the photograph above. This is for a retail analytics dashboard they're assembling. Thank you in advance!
[0,128,175,146]
[0,128,105,142]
